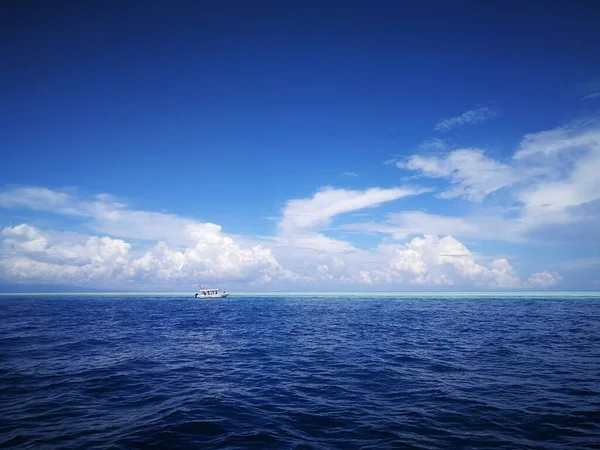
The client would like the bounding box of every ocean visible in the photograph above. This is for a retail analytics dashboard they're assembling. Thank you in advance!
[1,293,599,449]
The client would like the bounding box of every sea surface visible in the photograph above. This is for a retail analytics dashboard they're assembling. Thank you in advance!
[1,294,600,449]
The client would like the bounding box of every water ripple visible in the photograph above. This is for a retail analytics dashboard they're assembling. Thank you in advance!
[1,295,600,449]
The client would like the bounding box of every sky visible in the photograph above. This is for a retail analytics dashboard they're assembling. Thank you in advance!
[1,0,600,291]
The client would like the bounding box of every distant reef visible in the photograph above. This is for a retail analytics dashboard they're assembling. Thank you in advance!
[0,283,107,293]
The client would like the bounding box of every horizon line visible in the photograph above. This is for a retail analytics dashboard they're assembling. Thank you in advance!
[2,291,600,297]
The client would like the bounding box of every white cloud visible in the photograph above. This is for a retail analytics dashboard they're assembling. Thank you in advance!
[0,185,562,290]
[0,187,83,215]
[394,119,600,239]
[0,223,290,288]
[527,271,562,288]
[514,121,600,160]
[515,124,600,226]
[340,210,524,242]
[0,186,198,245]
[1,225,132,286]
[342,171,358,177]
[398,148,517,202]
[260,234,529,289]
[3,224,48,252]
[9,120,595,289]
[132,223,292,284]
[279,186,427,233]
[0,220,555,290]
[276,186,429,252]
[0,191,301,287]
[378,235,520,287]
[434,107,498,132]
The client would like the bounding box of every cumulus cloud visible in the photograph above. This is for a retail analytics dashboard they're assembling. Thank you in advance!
[131,223,292,285]
[434,107,499,132]
[0,185,561,290]
[378,235,520,287]
[1,225,132,285]
[3,224,48,252]
[263,235,529,289]
[526,271,562,288]
[0,221,556,289]
[0,223,290,288]
[398,149,517,202]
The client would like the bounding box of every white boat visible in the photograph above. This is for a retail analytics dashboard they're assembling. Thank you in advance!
[194,285,229,298]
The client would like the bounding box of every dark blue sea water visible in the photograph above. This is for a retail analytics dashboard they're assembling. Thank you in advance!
[1,295,600,449]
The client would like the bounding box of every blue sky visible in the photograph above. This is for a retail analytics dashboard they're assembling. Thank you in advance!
[1,1,599,290]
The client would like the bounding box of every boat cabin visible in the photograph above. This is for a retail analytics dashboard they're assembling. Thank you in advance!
[195,285,229,298]
[198,289,221,295]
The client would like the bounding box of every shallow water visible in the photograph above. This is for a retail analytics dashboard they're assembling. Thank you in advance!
[1,295,600,449]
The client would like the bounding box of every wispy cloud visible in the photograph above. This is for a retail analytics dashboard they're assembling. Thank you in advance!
[578,79,600,101]
[0,186,196,244]
[558,257,600,271]
[342,171,358,177]
[434,107,499,132]
[514,122,600,224]
[397,148,516,202]
[275,186,429,252]
[340,210,524,242]
[383,119,600,246]
[513,119,600,159]
[418,138,448,152]
[279,186,429,234]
